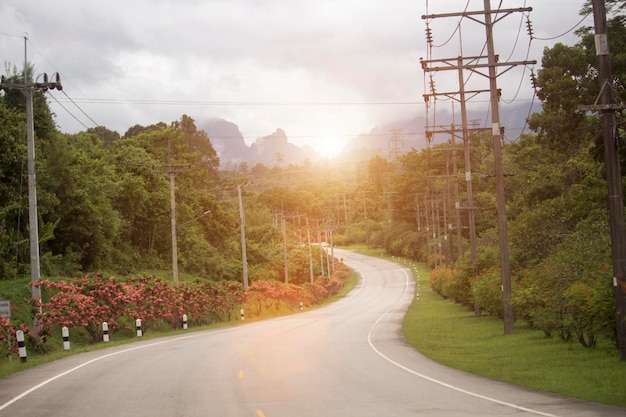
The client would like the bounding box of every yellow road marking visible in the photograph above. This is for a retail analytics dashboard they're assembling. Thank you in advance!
[238,370,244,379]
[256,410,266,417]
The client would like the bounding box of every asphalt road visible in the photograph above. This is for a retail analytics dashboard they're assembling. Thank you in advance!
[0,249,623,417]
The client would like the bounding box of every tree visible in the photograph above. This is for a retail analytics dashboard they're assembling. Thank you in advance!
[39,132,122,273]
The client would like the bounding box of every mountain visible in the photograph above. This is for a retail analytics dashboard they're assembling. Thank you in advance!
[201,101,542,168]
[200,118,320,168]
[249,128,316,166]
[341,115,427,161]
[338,101,543,164]
[201,118,250,166]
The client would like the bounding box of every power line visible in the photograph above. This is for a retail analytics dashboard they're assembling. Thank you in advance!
[26,38,121,128]
[60,90,100,126]
[532,12,591,41]
[46,91,91,130]
[50,98,426,106]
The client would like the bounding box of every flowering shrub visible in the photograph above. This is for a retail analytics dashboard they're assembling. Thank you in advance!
[244,258,349,316]
[2,258,349,351]
[34,275,245,344]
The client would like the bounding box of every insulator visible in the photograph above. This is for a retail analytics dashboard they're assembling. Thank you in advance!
[526,18,534,38]
[53,72,62,90]
[530,71,537,89]
[425,26,433,44]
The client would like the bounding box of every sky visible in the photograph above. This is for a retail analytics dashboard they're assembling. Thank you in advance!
[0,0,591,157]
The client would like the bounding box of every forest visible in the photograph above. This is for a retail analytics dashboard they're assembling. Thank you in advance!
[1,2,625,351]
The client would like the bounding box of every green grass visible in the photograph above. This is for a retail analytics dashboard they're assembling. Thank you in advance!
[394,257,626,408]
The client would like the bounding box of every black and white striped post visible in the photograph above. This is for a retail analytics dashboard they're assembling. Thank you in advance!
[240,308,244,321]
[102,322,110,342]
[16,330,26,363]
[62,326,70,351]
[182,314,188,330]
[135,319,143,337]
[299,301,303,311]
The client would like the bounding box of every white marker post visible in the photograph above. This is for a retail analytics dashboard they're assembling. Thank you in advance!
[135,319,143,337]
[240,308,244,321]
[16,330,26,363]
[102,322,109,342]
[182,314,188,330]
[62,326,70,351]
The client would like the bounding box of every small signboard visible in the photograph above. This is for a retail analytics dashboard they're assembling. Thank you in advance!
[0,300,10,320]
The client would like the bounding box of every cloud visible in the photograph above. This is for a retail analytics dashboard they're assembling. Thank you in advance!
[1,0,591,152]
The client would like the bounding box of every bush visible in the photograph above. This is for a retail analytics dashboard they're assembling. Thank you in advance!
[471,268,504,318]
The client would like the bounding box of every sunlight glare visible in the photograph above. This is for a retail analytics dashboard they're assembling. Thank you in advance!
[315,136,346,159]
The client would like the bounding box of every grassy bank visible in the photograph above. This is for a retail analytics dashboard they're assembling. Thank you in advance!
[389,256,626,407]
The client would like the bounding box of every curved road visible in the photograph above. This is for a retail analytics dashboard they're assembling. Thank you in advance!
[0,249,623,417]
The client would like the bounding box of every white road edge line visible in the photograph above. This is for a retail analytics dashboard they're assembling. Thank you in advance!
[365,261,559,417]
[0,329,232,412]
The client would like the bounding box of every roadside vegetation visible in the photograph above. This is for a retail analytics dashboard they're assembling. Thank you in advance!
[0,262,356,379]
[394,254,626,408]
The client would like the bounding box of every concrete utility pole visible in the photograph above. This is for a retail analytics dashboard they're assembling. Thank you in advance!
[0,38,62,330]
[282,214,288,283]
[422,1,535,334]
[579,0,626,360]
[156,142,190,283]
[306,216,314,283]
[237,183,249,289]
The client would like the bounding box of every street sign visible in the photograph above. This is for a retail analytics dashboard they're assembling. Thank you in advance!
[0,300,10,320]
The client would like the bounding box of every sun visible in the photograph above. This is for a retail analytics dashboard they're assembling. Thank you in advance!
[315,136,346,159]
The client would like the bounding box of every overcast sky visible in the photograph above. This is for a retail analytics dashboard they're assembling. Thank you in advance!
[1,0,591,156]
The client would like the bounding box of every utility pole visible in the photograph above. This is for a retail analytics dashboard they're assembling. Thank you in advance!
[306,216,314,283]
[388,128,403,164]
[422,2,535,334]
[484,0,514,335]
[282,212,288,283]
[450,127,464,263]
[0,38,62,332]
[156,142,190,283]
[237,183,249,289]
[578,0,626,360]
[316,217,325,277]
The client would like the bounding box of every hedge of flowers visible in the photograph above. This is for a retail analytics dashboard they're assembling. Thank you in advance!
[0,260,350,355]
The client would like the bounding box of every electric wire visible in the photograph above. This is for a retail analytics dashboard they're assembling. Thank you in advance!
[59,90,100,126]
[50,98,426,106]
[26,39,120,128]
[46,91,91,130]
[532,12,591,41]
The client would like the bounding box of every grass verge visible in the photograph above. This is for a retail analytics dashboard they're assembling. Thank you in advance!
[391,257,626,408]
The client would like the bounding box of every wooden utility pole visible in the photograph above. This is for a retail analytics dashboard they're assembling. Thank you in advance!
[579,0,626,360]
[483,0,513,335]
